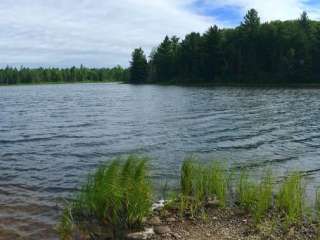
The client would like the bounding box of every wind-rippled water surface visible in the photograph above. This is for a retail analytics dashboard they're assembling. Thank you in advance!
[1,83,320,239]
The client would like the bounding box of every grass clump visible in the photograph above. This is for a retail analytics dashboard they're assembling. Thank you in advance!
[57,155,152,239]
[237,169,257,211]
[180,159,206,216]
[179,158,230,217]
[236,169,273,223]
[207,162,229,207]
[253,170,273,222]
[275,172,305,226]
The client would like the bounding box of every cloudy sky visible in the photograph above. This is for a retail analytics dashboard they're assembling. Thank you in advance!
[0,0,319,68]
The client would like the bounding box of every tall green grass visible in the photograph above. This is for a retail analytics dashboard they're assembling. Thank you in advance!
[58,155,316,239]
[237,169,257,211]
[57,155,152,239]
[275,172,304,225]
[236,169,273,222]
[179,158,230,216]
[208,162,229,207]
[254,170,273,222]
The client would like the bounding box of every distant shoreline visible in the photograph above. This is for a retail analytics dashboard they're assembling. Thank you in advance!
[3,81,320,89]
[0,80,122,87]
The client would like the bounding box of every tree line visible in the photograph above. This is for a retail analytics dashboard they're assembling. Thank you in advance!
[130,9,320,85]
[0,65,129,85]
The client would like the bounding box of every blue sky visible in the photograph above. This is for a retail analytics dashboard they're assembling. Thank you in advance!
[0,0,319,68]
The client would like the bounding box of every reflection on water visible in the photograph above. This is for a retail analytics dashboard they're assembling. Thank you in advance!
[1,83,320,238]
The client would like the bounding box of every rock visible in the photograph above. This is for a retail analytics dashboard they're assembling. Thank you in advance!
[206,198,220,208]
[171,232,182,239]
[152,200,166,211]
[154,225,171,235]
[166,217,176,222]
[288,227,295,237]
[184,231,190,236]
[148,216,161,225]
[161,210,170,217]
[126,228,154,240]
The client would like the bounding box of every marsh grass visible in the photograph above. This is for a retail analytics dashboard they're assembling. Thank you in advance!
[58,155,319,239]
[255,170,273,220]
[316,188,320,219]
[237,169,257,210]
[179,158,230,216]
[236,169,274,222]
[57,155,152,239]
[208,162,230,207]
[275,172,305,226]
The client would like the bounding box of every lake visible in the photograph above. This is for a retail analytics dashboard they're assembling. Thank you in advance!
[1,83,320,239]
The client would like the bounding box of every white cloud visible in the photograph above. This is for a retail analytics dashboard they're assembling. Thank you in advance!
[0,0,218,67]
[0,0,318,68]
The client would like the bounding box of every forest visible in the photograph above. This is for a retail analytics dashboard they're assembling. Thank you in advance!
[2,9,320,86]
[129,9,320,85]
[0,65,129,85]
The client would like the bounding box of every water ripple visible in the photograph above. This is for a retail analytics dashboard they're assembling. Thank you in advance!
[1,84,320,238]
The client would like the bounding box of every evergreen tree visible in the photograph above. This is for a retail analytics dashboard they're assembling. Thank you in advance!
[129,48,148,84]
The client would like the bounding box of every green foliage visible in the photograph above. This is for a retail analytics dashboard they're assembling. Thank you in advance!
[57,206,75,240]
[275,172,305,225]
[237,169,258,210]
[129,48,148,83]
[0,65,129,85]
[315,188,320,218]
[58,155,152,239]
[207,162,229,207]
[254,170,273,222]
[130,9,320,84]
[236,169,273,222]
[58,155,320,238]
[179,158,230,216]
[181,159,194,197]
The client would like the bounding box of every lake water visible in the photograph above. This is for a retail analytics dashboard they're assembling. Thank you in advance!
[1,83,320,239]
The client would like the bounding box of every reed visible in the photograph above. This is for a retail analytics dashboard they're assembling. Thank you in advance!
[275,172,304,225]
[253,170,273,222]
[57,155,152,239]
[179,158,230,216]
[237,169,257,211]
[208,162,229,207]
[58,155,318,239]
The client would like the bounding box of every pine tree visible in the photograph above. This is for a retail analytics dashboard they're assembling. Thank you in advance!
[129,48,148,84]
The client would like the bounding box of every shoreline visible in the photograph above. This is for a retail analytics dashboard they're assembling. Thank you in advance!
[3,81,320,89]
[133,200,317,240]
[58,156,320,240]
[0,80,122,87]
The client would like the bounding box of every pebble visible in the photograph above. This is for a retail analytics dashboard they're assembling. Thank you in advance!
[126,228,154,240]
[206,199,220,208]
[166,217,176,222]
[152,200,166,211]
[148,216,161,225]
[154,225,171,235]
[171,232,182,239]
